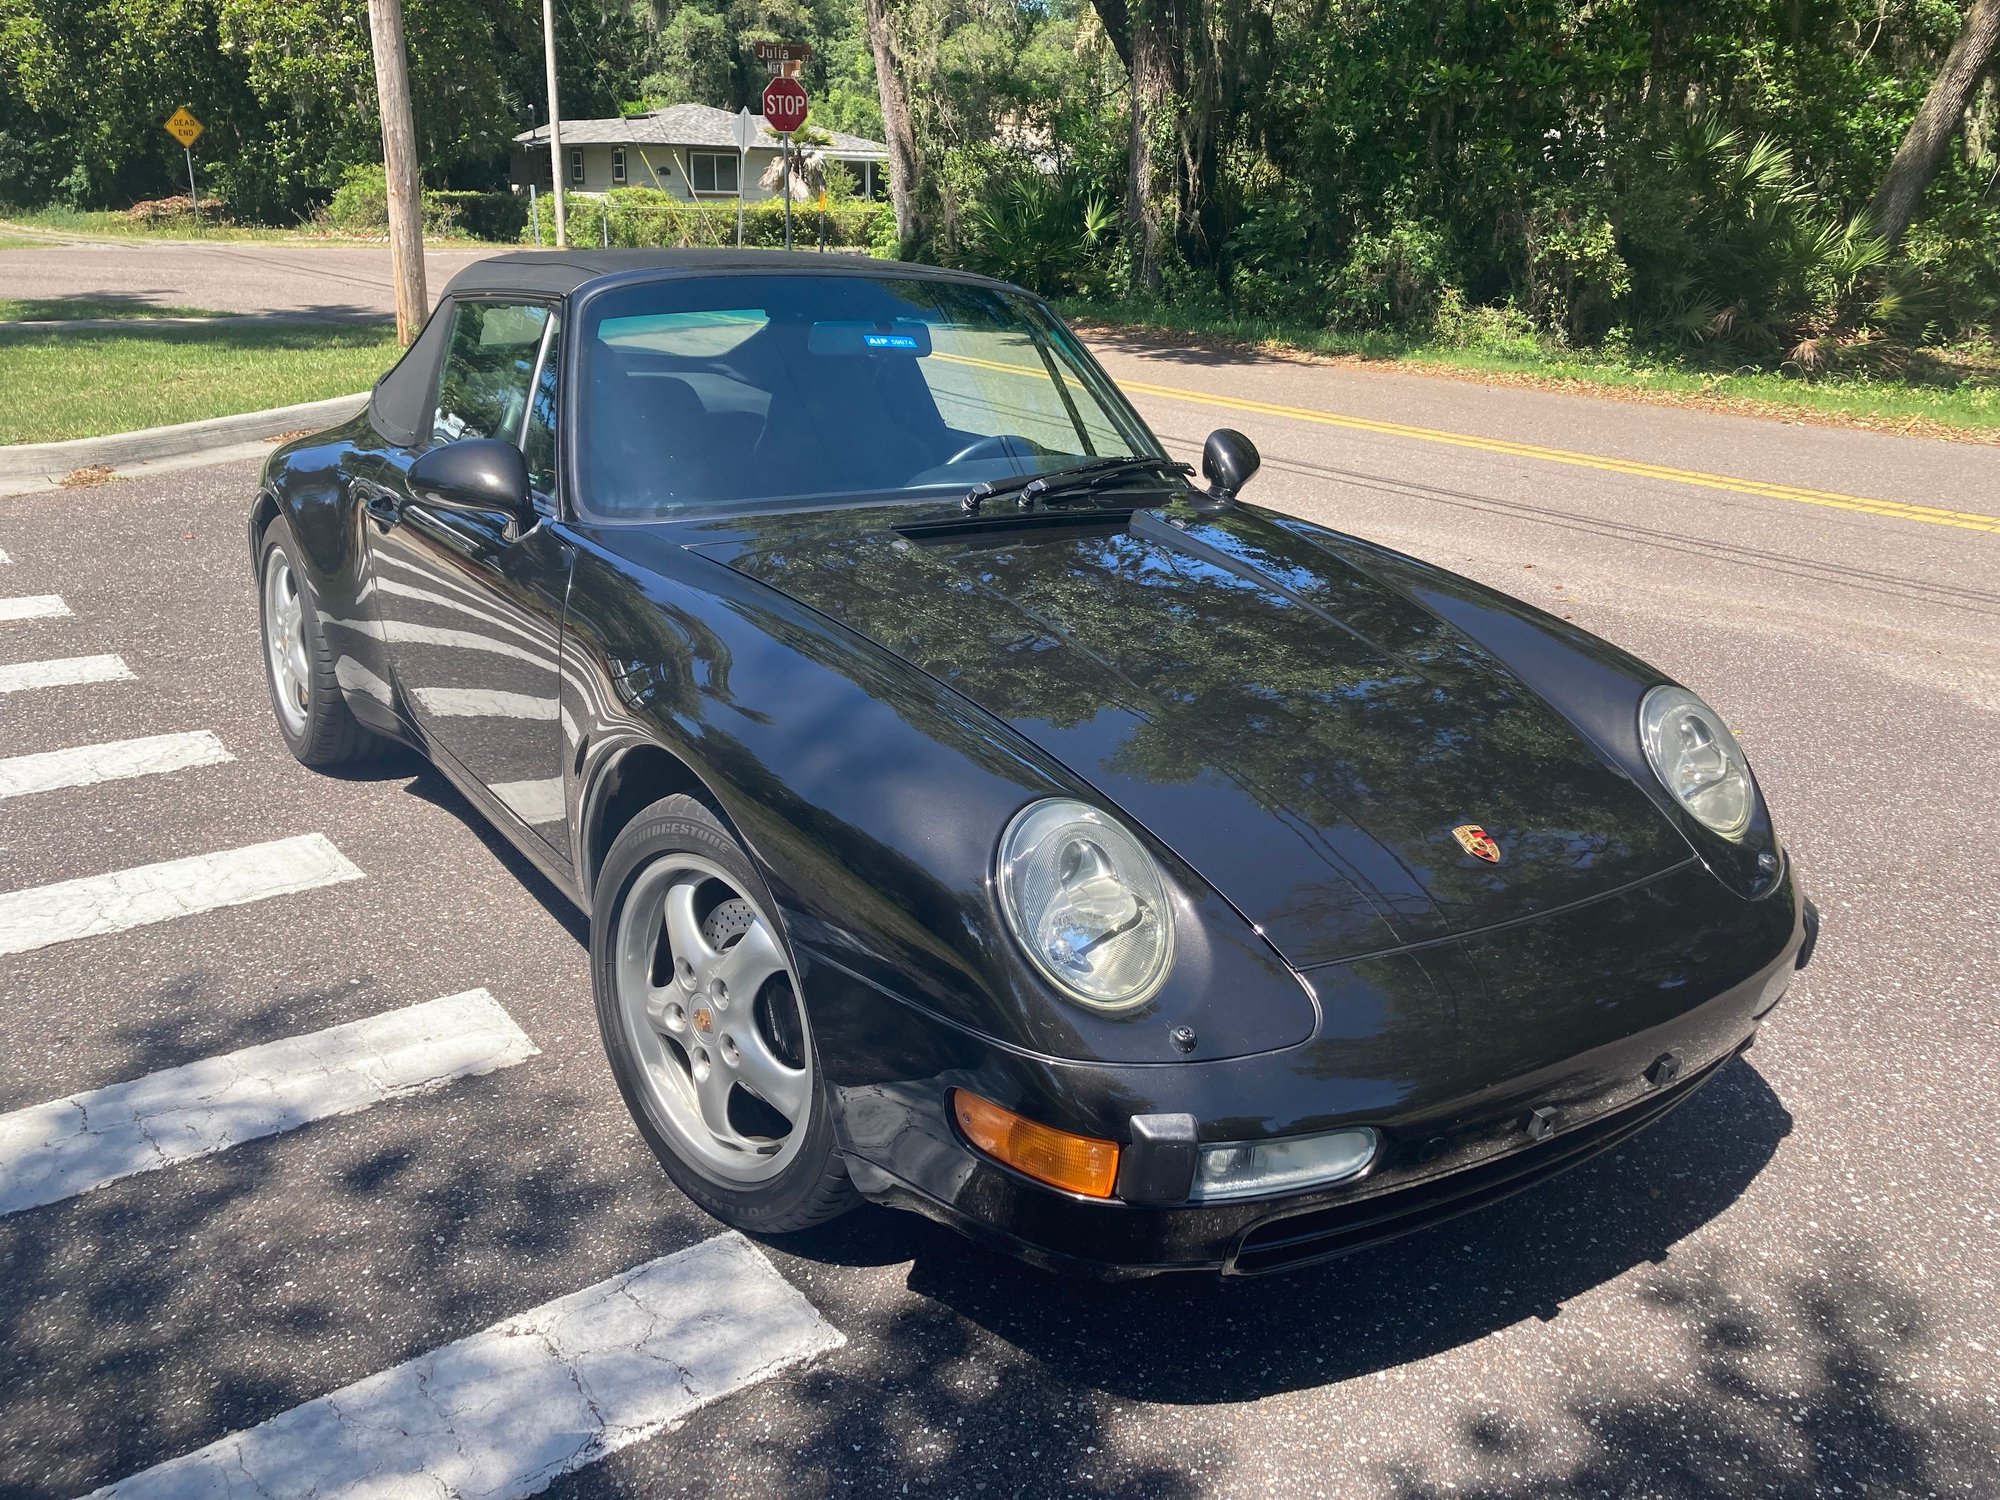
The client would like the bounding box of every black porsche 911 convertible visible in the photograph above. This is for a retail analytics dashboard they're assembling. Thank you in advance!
[251,249,1816,1275]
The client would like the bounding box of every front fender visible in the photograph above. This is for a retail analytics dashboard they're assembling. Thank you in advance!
[560,525,1317,1069]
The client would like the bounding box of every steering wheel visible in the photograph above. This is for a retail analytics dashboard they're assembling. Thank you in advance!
[942,434,1025,466]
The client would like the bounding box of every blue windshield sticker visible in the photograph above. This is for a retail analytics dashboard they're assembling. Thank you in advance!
[863,333,920,350]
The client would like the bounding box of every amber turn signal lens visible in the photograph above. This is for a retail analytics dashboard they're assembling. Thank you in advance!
[951,1090,1121,1199]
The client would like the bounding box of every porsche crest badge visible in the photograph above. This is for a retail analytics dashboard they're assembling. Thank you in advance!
[1451,824,1502,863]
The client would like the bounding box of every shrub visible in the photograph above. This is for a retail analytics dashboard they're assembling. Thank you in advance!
[1325,217,1455,330]
[1223,194,1324,321]
[956,171,1115,295]
[321,165,525,242]
[426,190,526,243]
[1620,117,1925,373]
[323,164,389,233]
[521,188,891,253]
[1523,187,1630,346]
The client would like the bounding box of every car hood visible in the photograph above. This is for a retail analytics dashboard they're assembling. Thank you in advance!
[691,498,1691,969]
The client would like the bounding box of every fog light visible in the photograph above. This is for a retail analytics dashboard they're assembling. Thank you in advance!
[951,1090,1121,1199]
[1189,1127,1379,1202]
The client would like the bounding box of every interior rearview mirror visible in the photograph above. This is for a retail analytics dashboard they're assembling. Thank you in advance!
[1201,429,1260,501]
[407,438,535,537]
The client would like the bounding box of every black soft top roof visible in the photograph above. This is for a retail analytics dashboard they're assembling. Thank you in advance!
[439,248,1008,300]
[370,250,1019,447]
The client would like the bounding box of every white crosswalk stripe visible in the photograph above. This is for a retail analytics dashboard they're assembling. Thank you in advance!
[0,833,363,957]
[0,730,233,801]
[0,654,132,694]
[0,594,71,622]
[83,1233,842,1500]
[0,989,537,1216]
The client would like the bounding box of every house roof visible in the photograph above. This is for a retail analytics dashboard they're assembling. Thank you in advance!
[514,104,889,159]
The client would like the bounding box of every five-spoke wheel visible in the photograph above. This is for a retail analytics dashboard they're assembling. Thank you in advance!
[591,794,855,1232]
[614,854,813,1184]
[262,551,311,737]
[257,517,377,767]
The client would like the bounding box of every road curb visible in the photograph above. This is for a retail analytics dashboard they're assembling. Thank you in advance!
[0,392,368,484]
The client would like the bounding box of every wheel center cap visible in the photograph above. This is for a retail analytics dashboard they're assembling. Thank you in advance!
[692,1005,715,1037]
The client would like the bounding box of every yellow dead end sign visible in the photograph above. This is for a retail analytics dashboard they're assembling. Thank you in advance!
[164,107,204,148]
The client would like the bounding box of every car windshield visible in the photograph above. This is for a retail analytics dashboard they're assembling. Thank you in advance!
[573,273,1163,519]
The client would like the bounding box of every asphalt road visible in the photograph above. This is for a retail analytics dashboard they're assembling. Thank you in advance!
[0,238,489,319]
[1,345,1996,1499]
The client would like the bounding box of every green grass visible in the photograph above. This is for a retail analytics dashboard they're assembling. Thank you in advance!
[1065,298,2000,440]
[0,322,400,444]
[0,235,46,248]
[0,297,234,323]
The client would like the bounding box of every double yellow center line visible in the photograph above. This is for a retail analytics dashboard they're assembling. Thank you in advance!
[1117,377,2000,535]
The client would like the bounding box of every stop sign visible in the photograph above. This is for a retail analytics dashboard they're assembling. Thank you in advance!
[761,76,810,135]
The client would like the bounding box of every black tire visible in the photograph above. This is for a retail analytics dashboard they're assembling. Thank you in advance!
[591,793,856,1235]
[258,516,378,768]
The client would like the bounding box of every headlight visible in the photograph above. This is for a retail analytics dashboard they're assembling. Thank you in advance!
[996,799,1174,1009]
[1639,685,1755,840]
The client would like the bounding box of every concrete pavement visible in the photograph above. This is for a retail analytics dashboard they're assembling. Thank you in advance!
[0,343,1994,1497]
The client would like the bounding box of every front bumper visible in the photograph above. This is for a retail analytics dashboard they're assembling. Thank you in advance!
[817,863,1811,1277]
[851,1037,1743,1276]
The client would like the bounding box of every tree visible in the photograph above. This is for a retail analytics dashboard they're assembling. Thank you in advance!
[635,6,734,106]
[1872,0,2000,247]
[862,0,923,248]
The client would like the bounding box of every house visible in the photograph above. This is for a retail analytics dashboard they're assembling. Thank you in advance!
[511,104,889,202]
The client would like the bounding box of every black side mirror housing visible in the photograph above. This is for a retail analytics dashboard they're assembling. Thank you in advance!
[1201,429,1260,501]
[407,438,535,537]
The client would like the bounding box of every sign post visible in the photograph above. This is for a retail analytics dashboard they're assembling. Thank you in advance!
[760,76,809,253]
[163,107,203,209]
[730,107,758,248]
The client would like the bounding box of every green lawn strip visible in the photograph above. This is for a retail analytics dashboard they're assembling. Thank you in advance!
[1067,299,2000,440]
[0,323,399,445]
[0,235,47,248]
[0,297,236,323]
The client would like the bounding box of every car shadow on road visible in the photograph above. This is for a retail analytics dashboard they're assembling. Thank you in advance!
[322,746,590,947]
[784,1055,1792,1404]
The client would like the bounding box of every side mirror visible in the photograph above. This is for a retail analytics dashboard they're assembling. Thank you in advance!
[407,438,535,537]
[1201,429,1260,502]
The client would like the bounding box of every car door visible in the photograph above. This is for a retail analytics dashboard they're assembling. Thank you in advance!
[363,295,576,861]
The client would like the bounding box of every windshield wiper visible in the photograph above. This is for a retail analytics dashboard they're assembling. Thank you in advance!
[961,456,1192,514]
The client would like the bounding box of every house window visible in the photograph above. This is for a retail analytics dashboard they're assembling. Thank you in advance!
[689,151,739,195]
[611,148,626,185]
[568,149,584,185]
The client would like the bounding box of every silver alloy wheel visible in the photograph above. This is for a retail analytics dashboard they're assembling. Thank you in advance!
[262,552,310,736]
[613,853,814,1185]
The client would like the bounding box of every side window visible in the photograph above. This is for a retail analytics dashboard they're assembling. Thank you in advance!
[522,313,561,498]
[431,301,550,446]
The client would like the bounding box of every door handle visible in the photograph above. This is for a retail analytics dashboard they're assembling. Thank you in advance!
[358,484,401,528]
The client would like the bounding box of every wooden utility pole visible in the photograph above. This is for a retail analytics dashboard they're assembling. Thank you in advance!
[542,0,568,248]
[365,0,427,344]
